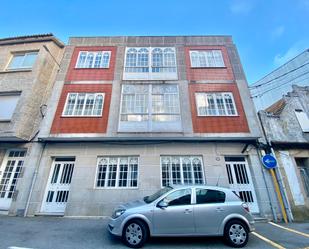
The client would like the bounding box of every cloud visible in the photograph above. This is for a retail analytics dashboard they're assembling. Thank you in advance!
[274,41,308,66]
[271,25,285,40]
[230,0,255,14]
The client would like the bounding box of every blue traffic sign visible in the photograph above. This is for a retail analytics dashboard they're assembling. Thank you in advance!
[262,154,277,169]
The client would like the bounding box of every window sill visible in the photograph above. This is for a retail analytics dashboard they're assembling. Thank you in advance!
[197,115,239,117]
[0,119,11,122]
[74,67,109,70]
[94,187,139,190]
[61,115,103,118]
[191,66,227,69]
[0,68,32,74]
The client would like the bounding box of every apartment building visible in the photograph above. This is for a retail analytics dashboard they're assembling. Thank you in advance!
[12,36,279,218]
[0,34,64,213]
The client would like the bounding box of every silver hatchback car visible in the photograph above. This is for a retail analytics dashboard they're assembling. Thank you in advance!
[108,185,255,248]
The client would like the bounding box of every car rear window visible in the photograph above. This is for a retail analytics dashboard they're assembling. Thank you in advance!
[196,189,226,204]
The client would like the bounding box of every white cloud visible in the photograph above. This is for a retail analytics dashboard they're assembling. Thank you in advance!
[274,41,308,66]
[230,0,255,14]
[271,25,285,40]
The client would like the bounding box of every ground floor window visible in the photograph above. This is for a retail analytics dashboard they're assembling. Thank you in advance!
[295,157,309,197]
[160,156,205,187]
[96,156,139,188]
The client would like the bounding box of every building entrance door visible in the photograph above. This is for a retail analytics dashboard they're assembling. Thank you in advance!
[41,159,75,214]
[0,150,26,210]
[225,156,259,213]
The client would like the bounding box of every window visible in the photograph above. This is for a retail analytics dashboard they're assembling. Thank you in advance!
[76,51,111,68]
[296,158,309,197]
[96,157,138,188]
[196,189,225,204]
[123,47,177,80]
[161,156,205,187]
[7,52,38,70]
[62,93,104,117]
[195,92,237,116]
[295,110,309,132]
[190,50,225,68]
[0,94,20,120]
[119,84,181,132]
[161,188,192,206]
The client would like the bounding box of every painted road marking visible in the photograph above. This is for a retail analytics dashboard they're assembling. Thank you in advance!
[252,231,286,249]
[8,247,35,249]
[269,222,309,238]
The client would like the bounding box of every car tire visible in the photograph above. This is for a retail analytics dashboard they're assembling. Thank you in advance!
[122,219,148,248]
[224,220,249,248]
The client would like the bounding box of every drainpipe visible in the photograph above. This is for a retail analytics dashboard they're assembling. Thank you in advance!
[256,147,278,222]
[257,111,293,222]
[24,142,46,217]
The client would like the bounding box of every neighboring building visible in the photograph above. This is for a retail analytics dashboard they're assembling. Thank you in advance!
[0,34,64,213]
[259,85,309,220]
[251,49,309,111]
[12,36,280,219]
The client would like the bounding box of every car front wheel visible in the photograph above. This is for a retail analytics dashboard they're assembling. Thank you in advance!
[224,220,249,248]
[123,220,148,248]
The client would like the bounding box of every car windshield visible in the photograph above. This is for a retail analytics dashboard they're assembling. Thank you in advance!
[143,186,173,203]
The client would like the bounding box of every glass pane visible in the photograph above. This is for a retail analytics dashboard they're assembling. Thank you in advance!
[77,52,87,68]
[64,93,77,115]
[163,188,191,206]
[8,55,24,69]
[0,95,20,120]
[216,93,226,115]
[93,95,104,115]
[84,94,95,115]
[22,53,37,68]
[85,53,94,68]
[94,52,102,68]
[73,94,85,115]
[101,52,110,68]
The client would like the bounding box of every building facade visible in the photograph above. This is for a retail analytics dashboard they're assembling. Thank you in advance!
[259,85,309,220]
[0,34,64,213]
[11,36,280,218]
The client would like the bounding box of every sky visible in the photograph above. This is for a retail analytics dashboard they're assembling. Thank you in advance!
[1,0,309,84]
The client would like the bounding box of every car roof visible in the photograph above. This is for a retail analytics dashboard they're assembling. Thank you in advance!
[170,185,232,192]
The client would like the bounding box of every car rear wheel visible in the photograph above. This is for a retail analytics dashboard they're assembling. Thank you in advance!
[224,220,249,248]
[123,220,148,248]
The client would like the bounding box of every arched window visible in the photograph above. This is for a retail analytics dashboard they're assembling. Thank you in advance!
[85,53,94,68]
[77,52,87,68]
[152,48,163,72]
[137,48,149,72]
[163,48,176,72]
[94,52,102,68]
[125,48,137,72]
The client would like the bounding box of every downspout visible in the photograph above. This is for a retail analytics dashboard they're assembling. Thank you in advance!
[257,111,293,222]
[24,142,46,217]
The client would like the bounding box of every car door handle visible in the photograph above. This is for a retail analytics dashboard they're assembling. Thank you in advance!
[216,207,224,212]
[184,209,192,214]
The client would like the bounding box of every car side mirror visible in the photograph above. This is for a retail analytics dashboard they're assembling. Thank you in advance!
[157,200,168,209]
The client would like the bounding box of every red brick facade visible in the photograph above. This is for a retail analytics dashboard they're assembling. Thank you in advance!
[51,84,112,134]
[189,83,250,133]
[65,46,117,82]
[185,46,235,82]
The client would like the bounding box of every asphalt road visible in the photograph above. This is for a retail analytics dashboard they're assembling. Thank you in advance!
[0,216,308,249]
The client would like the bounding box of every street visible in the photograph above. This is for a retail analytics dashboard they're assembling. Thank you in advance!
[0,216,308,249]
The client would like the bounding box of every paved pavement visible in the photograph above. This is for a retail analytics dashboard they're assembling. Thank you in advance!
[0,216,308,249]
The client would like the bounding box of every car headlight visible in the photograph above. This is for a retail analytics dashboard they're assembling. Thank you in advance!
[112,209,126,219]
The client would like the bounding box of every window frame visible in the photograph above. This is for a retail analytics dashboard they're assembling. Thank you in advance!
[195,92,238,117]
[75,51,111,69]
[160,156,206,188]
[118,84,182,132]
[189,50,225,68]
[6,51,38,70]
[0,92,21,121]
[123,47,178,80]
[94,156,139,189]
[62,92,105,117]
